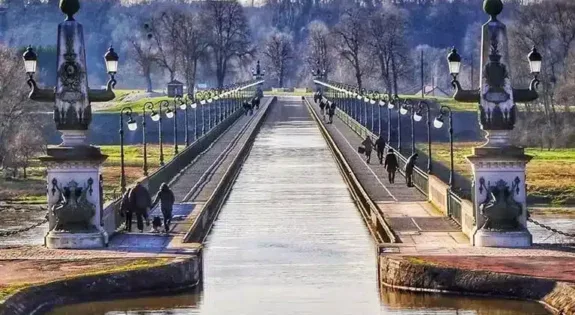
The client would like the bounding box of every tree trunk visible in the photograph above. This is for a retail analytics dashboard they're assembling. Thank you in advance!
[23,167,26,179]
[391,53,399,96]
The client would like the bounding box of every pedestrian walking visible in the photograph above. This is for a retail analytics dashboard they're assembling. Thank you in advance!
[404,153,418,187]
[120,187,133,232]
[375,135,386,164]
[327,102,336,124]
[128,181,152,233]
[384,148,399,184]
[151,182,175,233]
[361,136,374,164]
[313,89,322,104]
[319,98,326,117]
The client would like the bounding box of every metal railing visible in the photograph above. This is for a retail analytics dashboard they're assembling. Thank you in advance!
[102,80,263,236]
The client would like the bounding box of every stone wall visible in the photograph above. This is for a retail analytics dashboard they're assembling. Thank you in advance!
[0,256,202,315]
[428,175,449,215]
[379,256,575,315]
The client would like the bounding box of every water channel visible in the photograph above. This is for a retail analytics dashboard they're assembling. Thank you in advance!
[48,98,550,315]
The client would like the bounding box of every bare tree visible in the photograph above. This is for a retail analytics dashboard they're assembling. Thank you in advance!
[263,31,294,87]
[204,0,254,88]
[0,46,31,170]
[173,10,209,96]
[6,121,46,179]
[305,20,333,81]
[333,7,369,90]
[148,7,180,82]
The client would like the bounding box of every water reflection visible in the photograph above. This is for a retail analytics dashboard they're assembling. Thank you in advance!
[49,288,550,315]
[48,98,550,315]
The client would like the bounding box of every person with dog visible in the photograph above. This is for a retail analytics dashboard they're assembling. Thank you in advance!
[120,187,133,232]
[151,182,175,233]
[128,181,152,233]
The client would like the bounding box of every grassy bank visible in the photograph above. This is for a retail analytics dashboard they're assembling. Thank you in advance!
[426,142,575,204]
[0,145,175,204]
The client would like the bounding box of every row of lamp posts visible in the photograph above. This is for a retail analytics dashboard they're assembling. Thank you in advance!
[118,83,257,194]
[317,80,455,188]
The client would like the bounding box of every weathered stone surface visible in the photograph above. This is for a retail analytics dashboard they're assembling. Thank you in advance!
[379,256,575,314]
[0,255,201,315]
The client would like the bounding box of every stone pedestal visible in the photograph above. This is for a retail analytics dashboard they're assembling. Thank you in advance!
[40,145,108,249]
[467,130,532,248]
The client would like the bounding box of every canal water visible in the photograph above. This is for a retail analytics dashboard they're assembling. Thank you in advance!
[48,97,550,315]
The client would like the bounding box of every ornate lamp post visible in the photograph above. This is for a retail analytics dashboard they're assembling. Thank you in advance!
[448,0,540,247]
[23,1,119,248]
[176,95,189,147]
[187,95,198,141]
[400,100,415,155]
[386,95,394,145]
[394,96,403,153]
[414,101,432,174]
[142,102,154,176]
[119,107,137,194]
[433,106,454,187]
[169,97,178,155]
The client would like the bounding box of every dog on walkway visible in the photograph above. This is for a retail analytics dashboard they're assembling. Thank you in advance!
[151,216,163,233]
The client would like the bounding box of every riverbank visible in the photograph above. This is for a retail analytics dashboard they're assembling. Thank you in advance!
[378,252,575,314]
[0,250,202,315]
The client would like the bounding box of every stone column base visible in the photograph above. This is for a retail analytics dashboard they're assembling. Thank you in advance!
[474,229,532,248]
[45,229,107,249]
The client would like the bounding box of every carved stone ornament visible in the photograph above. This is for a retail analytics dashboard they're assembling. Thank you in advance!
[480,35,516,131]
[54,28,90,130]
[478,177,523,231]
[50,179,96,232]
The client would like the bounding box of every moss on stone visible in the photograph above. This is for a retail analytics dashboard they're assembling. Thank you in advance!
[0,257,174,303]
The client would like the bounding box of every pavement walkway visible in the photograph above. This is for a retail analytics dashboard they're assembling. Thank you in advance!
[308,97,575,284]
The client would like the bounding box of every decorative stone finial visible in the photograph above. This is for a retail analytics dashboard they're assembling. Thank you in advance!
[60,0,80,21]
[483,0,503,19]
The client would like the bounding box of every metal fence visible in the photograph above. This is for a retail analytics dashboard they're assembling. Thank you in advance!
[101,84,260,236]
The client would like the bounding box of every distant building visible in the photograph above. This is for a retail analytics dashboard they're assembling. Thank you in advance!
[415,85,451,98]
[167,79,184,97]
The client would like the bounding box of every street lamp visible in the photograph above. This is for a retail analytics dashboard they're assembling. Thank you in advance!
[378,96,386,136]
[400,100,415,154]
[177,95,189,147]
[142,102,155,176]
[434,105,453,188]
[169,96,178,154]
[119,107,137,194]
[187,94,198,141]
[414,101,432,174]
[395,96,403,153]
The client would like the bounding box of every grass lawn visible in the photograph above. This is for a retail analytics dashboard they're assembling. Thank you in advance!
[0,145,175,204]
[426,142,575,204]
[101,95,172,113]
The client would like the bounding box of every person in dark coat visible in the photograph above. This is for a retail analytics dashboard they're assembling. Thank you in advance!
[252,96,260,110]
[375,136,386,164]
[327,102,336,124]
[404,153,418,187]
[361,136,374,164]
[313,89,322,104]
[319,98,327,117]
[128,181,152,233]
[384,148,399,184]
[243,101,253,116]
[120,187,133,232]
[151,183,175,233]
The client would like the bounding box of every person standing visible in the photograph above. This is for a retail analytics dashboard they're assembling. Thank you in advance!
[361,136,374,164]
[319,98,326,118]
[404,153,418,187]
[327,101,336,124]
[375,135,386,164]
[120,187,133,232]
[128,181,152,233]
[384,148,399,184]
[151,183,175,233]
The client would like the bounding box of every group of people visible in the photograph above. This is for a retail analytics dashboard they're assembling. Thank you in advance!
[120,181,175,234]
[243,96,261,116]
[319,98,336,124]
[360,135,419,187]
